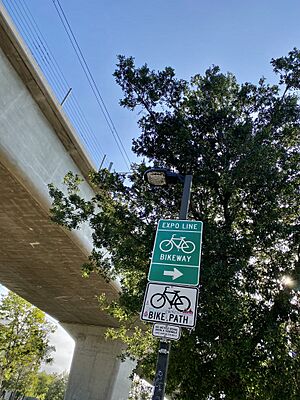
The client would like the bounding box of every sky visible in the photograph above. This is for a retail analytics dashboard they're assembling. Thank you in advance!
[1,0,300,373]
[3,0,300,172]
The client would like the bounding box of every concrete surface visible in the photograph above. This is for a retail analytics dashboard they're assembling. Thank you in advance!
[63,324,135,400]
[0,4,134,399]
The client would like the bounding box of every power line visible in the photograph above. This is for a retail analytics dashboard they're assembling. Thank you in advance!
[52,0,131,170]
[20,0,105,161]
[3,0,107,167]
[6,0,61,94]
[53,0,131,169]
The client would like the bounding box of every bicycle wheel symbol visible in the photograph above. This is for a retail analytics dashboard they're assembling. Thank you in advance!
[174,295,191,312]
[182,241,195,254]
[150,293,166,309]
[159,239,174,252]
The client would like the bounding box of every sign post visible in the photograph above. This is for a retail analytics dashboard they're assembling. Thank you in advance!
[141,172,203,400]
[150,174,197,400]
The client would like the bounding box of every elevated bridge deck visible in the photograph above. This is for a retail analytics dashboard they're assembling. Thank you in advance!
[0,5,133,399]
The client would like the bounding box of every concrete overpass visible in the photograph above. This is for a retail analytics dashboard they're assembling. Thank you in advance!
[0,5,134,399]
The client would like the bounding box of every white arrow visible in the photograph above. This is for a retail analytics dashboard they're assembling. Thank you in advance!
[163,268,183,280]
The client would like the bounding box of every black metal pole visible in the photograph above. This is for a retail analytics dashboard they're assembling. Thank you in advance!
[179,175,193,220]
[152,175,193,400]
[151,341,170,400]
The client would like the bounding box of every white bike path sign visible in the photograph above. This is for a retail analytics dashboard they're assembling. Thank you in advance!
[141,283,199,328]
[148,219,203,286]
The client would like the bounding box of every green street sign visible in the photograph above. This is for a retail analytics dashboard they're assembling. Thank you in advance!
[148,219,203,286]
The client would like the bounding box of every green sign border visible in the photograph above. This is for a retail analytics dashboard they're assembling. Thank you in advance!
[148,219,203,286]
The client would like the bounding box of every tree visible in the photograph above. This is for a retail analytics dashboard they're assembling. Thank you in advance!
[33,371,68,400]
[0,292,55,398]
[44,372,68,400]
[33,371,55,400]
[48,48,300,399]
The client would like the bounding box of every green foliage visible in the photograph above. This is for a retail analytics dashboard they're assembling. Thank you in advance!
[49,49,300,399]
[128,375,152,400]
[0,292,56,397]
[30,371,68,400]
[33,371,55,400]
[44,372,68,400]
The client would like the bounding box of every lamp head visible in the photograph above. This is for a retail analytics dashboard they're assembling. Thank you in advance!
[144,168,184,186]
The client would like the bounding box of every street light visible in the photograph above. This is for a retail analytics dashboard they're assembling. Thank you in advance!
[145,168,193,222]
[144,167,193,400]
[144,168,184,186]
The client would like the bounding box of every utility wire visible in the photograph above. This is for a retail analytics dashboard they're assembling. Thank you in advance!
[21,0,105,160]
[3,0,106,167]
[18,0,69,96]
[52,0,131,170]
[7,0,59,90]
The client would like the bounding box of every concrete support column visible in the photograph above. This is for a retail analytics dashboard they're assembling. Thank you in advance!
[62,323,135,400]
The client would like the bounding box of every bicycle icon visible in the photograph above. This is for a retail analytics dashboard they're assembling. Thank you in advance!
[159,234,195,254]
[150,286,191,312]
